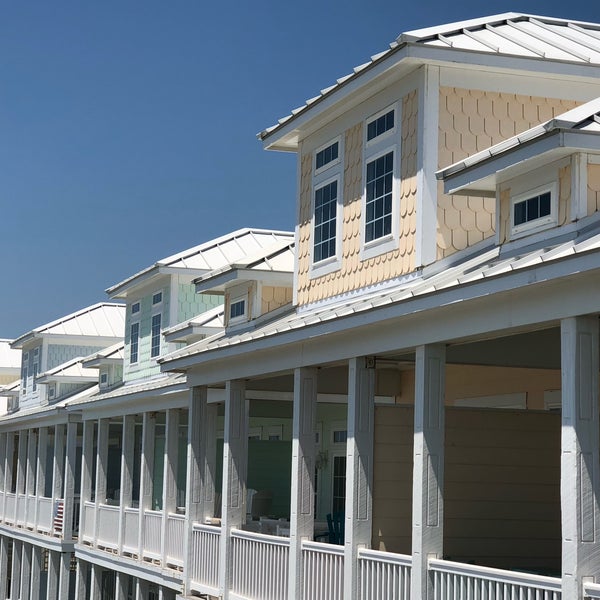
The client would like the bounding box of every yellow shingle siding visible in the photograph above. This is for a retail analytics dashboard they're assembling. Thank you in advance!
[297,91,418,306]
[588,164,600,216]
[261,286,293,314]
[437,88,579,258]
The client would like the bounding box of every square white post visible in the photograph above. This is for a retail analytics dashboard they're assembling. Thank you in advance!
[288,367,318,600]
[118,414,135,555]
[183,386,217,595]
[62,420,78,541]
[26,429,37,526]
[52,424,66,536]
[16,431,28,522]
[0,536,8,599]
[116,571,129,600]
[74,558,89,600]
[12,540,22,599]
[344,357,376,600]
[136,577,150,599]
[35,427,48,531]
[46,548,59,600]
[0,433,6,523]
[93,418,109,545]
[58,552,71,600]
[78,420,94,544]
[30,544,42,600]
[4,433,15,521]
[138,412,156,559]
[161,408,179,566]
[411,343,446,600]
[219,379,248,599]
[90,563,102,600]
[21,541,32,600]
[561,316,600,600]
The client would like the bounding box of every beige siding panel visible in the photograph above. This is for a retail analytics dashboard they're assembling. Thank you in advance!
[438,89,579,258]
[297,91,418,306]
[588,164,600,216]
[558,164,571,226]
[260,286,293,315]
[373,406,560,570]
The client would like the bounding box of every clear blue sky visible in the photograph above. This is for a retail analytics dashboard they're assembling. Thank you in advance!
[2,0,599,338]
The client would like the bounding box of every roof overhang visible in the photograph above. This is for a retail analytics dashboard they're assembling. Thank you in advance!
[81,356,122,369]
[195,268,293,294]
[440,129,600,195]
[37,374,97,385]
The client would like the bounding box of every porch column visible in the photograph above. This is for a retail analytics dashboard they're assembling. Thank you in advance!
[161,408,179,566]
[0,536,7,599]
[58,552,71,600]
[219,379,248,599]
[17,430,28,522]
[93,418,109,545]
[0,433,6,522]
[12,540,22,600]
[26,429,37,524]
[21,542,31,600]
[90,564,102,600]
[116,571,129,600]
[74,558,89,600]
[136,577,150,599]
[79,420,94,544]
[118,414,135,554]
[47,549,59,600]
[560,316,600,599]
[138,411,156,559]
[4,432,14,521]
[411,344,446,600]
[30,545,42,600]
[35,427,49,530]
[344,357,376,599]
[62,419,78,541]
[52,424,66,535]
[288,367,318,600]
[183,386,217,594]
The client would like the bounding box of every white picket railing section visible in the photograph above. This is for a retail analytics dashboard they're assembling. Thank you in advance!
[359,548,412,600]
[5,493,15,523]
[302,540,344,600]
[585,582,600,598]
[230,529,289,600]
[429,559,562,600]
[190,524,221,595]
[123,507,139,555]
[82,501,95,543]
[37,497,53,532]
[17,494,26,523]
[26,494,36,527]
[165,513,186,567]
[96,504,120,550]
[143,510,163,560]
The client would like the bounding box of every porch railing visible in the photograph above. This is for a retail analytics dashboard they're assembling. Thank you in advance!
[37,497,53,533]
[165,512,186,567]
[189,523,221,595]
[302,540,344,600]
[359,548,412,600]
[143,510,163,561]
[96,504,119,550]
[230,529,289,600]
[584,582,600,599]
[82,501,95,543]
[5,492,15,523]
[17,493,26,524]
[123,507,139,555]
[429,559,562,600]
[26,494,36,528]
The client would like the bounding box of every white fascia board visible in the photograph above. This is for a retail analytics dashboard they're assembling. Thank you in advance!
[0,409,68,432]
[74,545,183,590]
[106,266,160,299]
[37,375,97,384]
[40,334,123,346]
[81,357,122,369]
[196,269,293,294]
[0,524,72,552]
[176,250,600,386]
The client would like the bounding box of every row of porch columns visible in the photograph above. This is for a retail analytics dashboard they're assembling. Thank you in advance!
[180,315,600,600]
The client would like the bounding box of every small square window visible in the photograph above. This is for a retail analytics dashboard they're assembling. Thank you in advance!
[48,384,56,399]
[333,430,347,444]
[100,372,108,387]
[131,302,140,315]
[367,109,395,142]
[152,292,162,305]
[511,183,557,237]
[230,298,246,321]
[315,141,339,171]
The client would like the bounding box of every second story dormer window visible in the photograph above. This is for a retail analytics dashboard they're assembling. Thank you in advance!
[130,322,140,364]
[131,302,140,315]
[312,137,343,277]
[229,296,246,322]
[21,352,28,393]
[32,347,39,392]
[151,313,162,358]
[152,291,163,305]
[511,183,557,237]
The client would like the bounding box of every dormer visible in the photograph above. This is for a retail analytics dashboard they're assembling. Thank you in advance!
[10,302,124,409]
[81,342,125,392]
[107,228,292,382]
[36,355,98,404]
[193,239,294,331]
[437,98,600,247]
[0,340,21,387]
[162,305,224,346]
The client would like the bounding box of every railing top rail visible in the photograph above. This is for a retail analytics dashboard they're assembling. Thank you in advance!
[359,548,412,567]
[98,503,120,511]
[5,492,15,498]
[302,540,345,556]
[167,512,186,520]
[123,507,140,515]
[429,559,562,591]
[584,582,600,598]
[144,509,162,517]
[192,523,221,534]
[231,528,290,547]
[83,500,95,508]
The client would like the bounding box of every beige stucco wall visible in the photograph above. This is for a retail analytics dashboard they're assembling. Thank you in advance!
[588,163,600,215]
[438,89,579,258]
[261,286,293,314]
[297,90,418,306]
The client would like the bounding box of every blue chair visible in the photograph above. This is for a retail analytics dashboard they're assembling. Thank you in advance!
[326,511,345,545]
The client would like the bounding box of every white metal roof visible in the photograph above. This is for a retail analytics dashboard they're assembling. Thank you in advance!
[37,356,98,383]
[11,303,126,349]
[259,13,600,146]
[107,228,294,298]
[160,217,600,368]
[162,304,225,343]
[194,240,295,292]
[0,340,21,372]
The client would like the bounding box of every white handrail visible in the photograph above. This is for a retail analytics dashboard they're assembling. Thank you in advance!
[359,548,412,600]
[359,548,412,566]
[231,527,290,547]
[302,540,345,555]
[302,539,344,600]
[189,522,221,594]
[585,582,600,599]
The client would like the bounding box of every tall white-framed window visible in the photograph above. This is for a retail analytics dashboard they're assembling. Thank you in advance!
[511,182,558,238]
[152,291,163,306]
[100,371,109,388]
[151,313,162,358]
[32,347,40,392]
[361,102,401,260]
[311,137,343,278]
[229,293,247,325]
[21,352,29,393]
[130,322,140,364]
[131,301,140,316]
